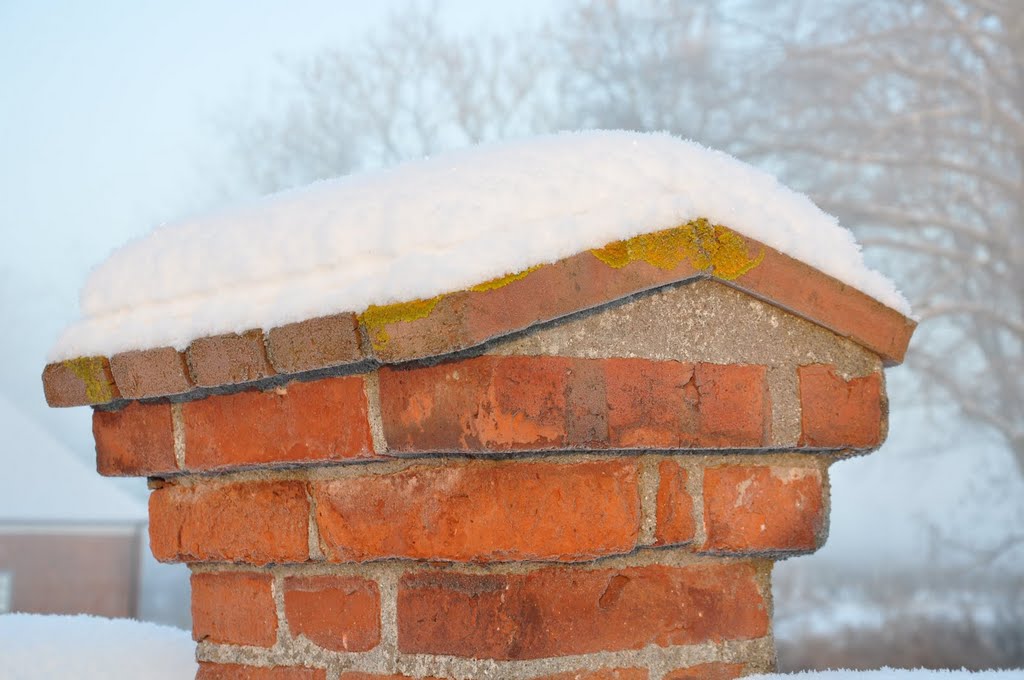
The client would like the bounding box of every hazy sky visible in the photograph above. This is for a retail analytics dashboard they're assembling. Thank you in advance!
[1,1,1018,569]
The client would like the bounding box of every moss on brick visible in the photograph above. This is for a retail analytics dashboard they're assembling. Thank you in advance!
[62,356,115,404]
[590,219,764,280]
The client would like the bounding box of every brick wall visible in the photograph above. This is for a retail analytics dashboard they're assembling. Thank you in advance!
[71,280,898,679]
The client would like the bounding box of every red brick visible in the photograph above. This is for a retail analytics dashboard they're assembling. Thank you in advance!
[379,355,572,452]
[109,347,193,398]
[149,481,309,564]
[42,357,119,407]
[266,314,363,374]
[703,465,825,553]
[654,461,695,546]
[397,562,768,659]
[604,359,695,447]
[536,670,649,680]
[693,363,769,447]
[93,401,177,476]
[283,576,380,652]
[182,376,374,470]
[192,571,276,646]
[314,459,640,562]
[197,664,326,680]
[664,663,746,680]
[187,330,274,388]
[798,365,883,448]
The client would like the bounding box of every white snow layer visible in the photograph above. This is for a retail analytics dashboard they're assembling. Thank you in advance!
[0,614,197,680]
[0,615,1019,680]
[49,130,911,362]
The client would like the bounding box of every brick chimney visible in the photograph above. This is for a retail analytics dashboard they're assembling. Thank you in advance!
[43,220,914,679]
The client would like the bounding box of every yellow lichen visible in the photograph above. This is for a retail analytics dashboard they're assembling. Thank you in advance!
[63,356,114,403]
[469,264,543,293]
[589,219,763,280]
[358,295,444,350]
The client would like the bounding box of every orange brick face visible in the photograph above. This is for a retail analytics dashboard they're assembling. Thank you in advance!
[182,376,375,470]
[655,461,695,546]
[798,364,883,448]
[313,459,640,562]
[191,571,276,647]
[149,481,309,564]
[703,465,825,553]
[93,401,177,476]
[379,356,771,452]
[397,562,768,659]
[283,576,381,652]
[196,664,326,680]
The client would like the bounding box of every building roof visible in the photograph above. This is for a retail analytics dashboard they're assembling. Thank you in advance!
[42,131,916,408]
[0,394,147,523]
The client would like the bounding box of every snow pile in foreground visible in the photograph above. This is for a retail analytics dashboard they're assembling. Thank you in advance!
[1,613,1020,679]
[0,613,197,680]
[50,130,911,361]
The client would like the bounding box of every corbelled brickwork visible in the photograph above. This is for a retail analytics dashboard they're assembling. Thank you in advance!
[45,221,914,680]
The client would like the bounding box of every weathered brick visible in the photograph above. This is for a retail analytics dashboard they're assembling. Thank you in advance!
[93,401,177,476]
[197,664,326,680]
[798,365,883,448]
[604,359,695,448]
[149,481,309,564]
[187,330,274,388]
[109,347,192,398]
[42,357,119,407]
[380,356,771,453]
[397,562,768,659]
[663,663,746,680]
[182,376,374,470]
[283,576,380,652]
[535,669,649,680]
[654,460,695,546]
[379,355,572,452]
[266,313,363,374]
[314,459,640,562]
[693,363,769,447]
[703,465,825,553]
[191,571,276,647]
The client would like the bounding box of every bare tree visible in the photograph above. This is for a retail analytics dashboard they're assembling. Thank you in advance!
[745,0,1024,475]
[222,3,550,193]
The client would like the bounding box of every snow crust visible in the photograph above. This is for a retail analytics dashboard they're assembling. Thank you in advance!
[49,130,911,361]
[0,614,197,680]
[0,394,146,523]
[0,613,1019,679]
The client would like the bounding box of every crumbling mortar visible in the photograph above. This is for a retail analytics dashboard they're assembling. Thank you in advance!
[638,455,660,545]
[361,371,389,455]
[170,402,186,470]
[198,635,776,680]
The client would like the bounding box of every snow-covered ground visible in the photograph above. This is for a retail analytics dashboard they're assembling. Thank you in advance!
[50,130,910,361]
[0,613,197,680]
[1,614,1019,679]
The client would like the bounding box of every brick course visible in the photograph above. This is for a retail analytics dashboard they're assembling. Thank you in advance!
[313,459,640,562]
[396,562,768,659]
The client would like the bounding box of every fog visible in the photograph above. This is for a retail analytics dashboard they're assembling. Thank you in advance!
[1,0,1021,671]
